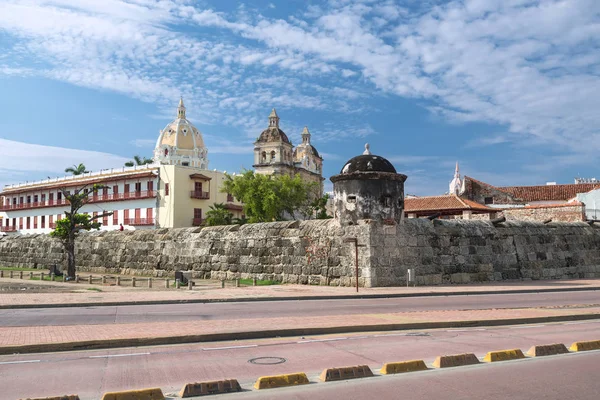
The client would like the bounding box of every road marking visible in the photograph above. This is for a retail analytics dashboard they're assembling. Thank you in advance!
[89,352,150,358]
[202,345,258,351]
[297,338,348,344]
[0,359,41,365]
[511,325,545,329]
[446,328,486,332]
[563,321,595,325]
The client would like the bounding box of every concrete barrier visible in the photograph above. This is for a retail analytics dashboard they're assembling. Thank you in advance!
[253,373,310,390]
[484,348,526,362]
[526,343,569,357]
[433,353,480,368]
[19,396,79,400]
[320,365,374,382]
[100,387,165,400]
[569,339,600,352]
[380,360,428,375]
[179,379,241,397]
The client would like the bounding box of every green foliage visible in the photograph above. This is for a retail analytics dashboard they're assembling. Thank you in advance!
[233,215,249,225]
[311,193,332,219]
[222,170,318,223]
[50,213,102,242]
[203,203,234,226]
[239,278,279,286]
[125,155,153,167]
[64,163,89,175]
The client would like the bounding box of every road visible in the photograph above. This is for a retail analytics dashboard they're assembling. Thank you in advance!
[1,291,599,326]
[1,320,599,399]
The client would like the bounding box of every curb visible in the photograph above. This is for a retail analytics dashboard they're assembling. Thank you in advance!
[2,313,599,355]
[1,286,600,310]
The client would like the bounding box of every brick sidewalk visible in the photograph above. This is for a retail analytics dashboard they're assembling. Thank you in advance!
[1,277,600,307]
[1,306,598,350]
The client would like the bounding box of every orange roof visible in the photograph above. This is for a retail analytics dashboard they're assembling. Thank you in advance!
[405,194,495,213]
[498,183,600,202]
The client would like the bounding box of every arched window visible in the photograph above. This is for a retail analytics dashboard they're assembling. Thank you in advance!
[270,151,276,162]
[261,151,267,162]
[164,148,168,156]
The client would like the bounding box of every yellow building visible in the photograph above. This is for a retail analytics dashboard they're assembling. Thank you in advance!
[0,99,243,234]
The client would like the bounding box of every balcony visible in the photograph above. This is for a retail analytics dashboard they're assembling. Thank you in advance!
[0,191,156,212]
[0,226,17,232]
[124,218,155,226]
[190,191,210,199]
[192,218,204,226]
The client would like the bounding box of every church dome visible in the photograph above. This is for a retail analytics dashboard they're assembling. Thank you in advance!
[255,108,292,145]
[340,144,396,174]
[153,98,208,169]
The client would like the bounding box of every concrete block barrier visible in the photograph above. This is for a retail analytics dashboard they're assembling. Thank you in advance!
[253,373,310,390]
[319,365,374,382]
[19,396,79,400]
[433,353,480,368]
[380,360,428,375]
[484,348,526,362]
[179,379,242,397]
[527,343,569,357]
[569,339,600,352]
[100,387,165,400]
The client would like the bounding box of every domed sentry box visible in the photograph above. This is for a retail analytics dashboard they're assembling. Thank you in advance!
[330,144,407,226]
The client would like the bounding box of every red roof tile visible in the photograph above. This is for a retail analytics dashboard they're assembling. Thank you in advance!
[405,194,495,213]
[498,183,600,202]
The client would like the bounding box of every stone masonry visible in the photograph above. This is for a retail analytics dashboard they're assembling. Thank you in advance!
[1,218,600,287]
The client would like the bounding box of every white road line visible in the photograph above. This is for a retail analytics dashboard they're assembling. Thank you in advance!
[202,345,258,351]
[511,325,545,329]
[297,338,349,344]
[89,352,150,358]
[0,360,41,365]
[564,321,595,325]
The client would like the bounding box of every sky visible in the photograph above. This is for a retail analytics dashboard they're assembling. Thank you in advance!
[0,0,599,196]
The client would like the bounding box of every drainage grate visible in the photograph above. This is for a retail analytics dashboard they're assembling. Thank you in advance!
[248,357,287,365]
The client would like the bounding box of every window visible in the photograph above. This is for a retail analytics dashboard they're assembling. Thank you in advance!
[103,211,108,226]
[49,215,53,226]
[261,151,266,162]
[135,182,142,192]
[182,162,189,166]
[164,148,168,156]
[33,216,37,229]
[27,196,31,204]
[134,208,141,221]
[19,217,23,229]
[12,218,16,227]
[41,194,46,203]
[484,197,493,205]
[113,185,118,194]
[41,216,45,229]
[26,217,30,229]
[270,151,276,161]
[347,195,357,203]
[113,210,119,225]
[227,193,234,202]
[33,195,38,203]
[93,212,98,220]
[124,209,129,221]
[57,192,62,201]
[382,195,392,207]
[146,208,152,220]
[49,193,54,203]
[194,208,202,219]
[124,184,130,193]
[147,181,154,192]
[165,183,169,196]
[194,182,203,192]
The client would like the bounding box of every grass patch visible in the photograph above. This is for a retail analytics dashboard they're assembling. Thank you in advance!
[239,278,279,286]
[0,266,41,272]
[28,276,54,282]
[86,287,103,292]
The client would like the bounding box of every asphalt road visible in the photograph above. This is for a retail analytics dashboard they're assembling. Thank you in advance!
[1,291,599,327]
[1,320,599,399]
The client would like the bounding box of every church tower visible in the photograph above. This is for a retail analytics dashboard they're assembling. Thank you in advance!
[253,109,294,176]
[449,162,462,195]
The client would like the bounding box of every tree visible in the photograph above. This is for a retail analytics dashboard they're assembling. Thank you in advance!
[64,163,89,175]
[50,184,113,279]
[311,193,332,220]
[222,170,318,223]
[124,155,153,167]
[203,203,234,226]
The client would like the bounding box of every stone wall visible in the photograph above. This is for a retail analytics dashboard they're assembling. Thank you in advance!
[0,220,372,287]
[1,218,600,287]
[502,204,585,222]
[369,219,600,286]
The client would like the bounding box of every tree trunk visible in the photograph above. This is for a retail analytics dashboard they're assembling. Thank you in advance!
[66,236,76,279]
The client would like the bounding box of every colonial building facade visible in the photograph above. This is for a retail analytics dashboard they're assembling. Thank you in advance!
[0,99,242,234]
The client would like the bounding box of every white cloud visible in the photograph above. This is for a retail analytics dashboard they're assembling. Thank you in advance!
[130,139,156,148]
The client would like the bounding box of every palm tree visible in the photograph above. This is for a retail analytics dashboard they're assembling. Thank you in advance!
[125,155,153,167]
[64,163,89,175]
[204,203,234,226]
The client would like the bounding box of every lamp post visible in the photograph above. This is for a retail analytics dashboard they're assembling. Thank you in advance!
[343,237,365,293]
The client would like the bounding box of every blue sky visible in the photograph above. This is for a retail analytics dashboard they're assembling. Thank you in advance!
[0,0,599,195]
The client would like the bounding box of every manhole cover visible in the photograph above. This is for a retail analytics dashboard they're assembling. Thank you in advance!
[248,357,287,365]
[406,332,430,337]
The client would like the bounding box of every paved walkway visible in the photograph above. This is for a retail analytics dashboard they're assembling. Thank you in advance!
[1,277,599,354]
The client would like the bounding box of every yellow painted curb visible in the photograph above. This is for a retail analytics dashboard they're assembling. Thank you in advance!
[484,348,526,362]
[253,373,309,390]
[179,379,241,397]
[380,360,428,375]
[19,396,79,400]
[320,365,374,382]
[569,339,600,352]
[433,353,480,368]
[526,343,569,357]
[100,387,165,400]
